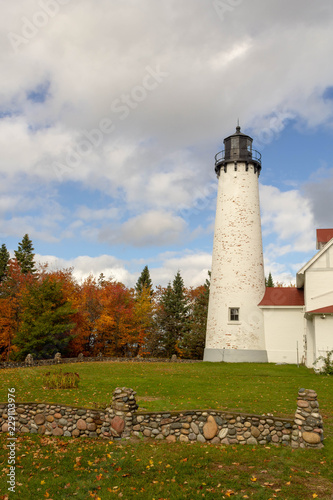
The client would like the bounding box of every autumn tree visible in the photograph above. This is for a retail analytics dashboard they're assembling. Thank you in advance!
[0,298,18,361]
[67,275,103,356]
[14,234,36,275]
[0,244,10,284]
[0,259,36,360]
[94,280,138,357]
[133,285,156,356]
[13,276,76,359]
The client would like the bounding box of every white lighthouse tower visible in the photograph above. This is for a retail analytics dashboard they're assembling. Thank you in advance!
[204,125,267,362]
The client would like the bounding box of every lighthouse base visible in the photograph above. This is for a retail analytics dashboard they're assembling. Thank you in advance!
[203,348,268,363]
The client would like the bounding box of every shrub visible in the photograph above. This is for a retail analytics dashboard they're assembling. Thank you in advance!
[314,350,333,375]
[43,370,80,389]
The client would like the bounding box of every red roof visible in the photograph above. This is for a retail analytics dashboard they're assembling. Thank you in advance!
[259,287,304,307]
[316,229,333,247]
[307,305,333,315]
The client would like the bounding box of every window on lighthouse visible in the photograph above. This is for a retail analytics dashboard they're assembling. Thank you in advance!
[229,308,240,321]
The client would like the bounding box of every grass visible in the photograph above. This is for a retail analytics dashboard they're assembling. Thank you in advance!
[0,362,332,499]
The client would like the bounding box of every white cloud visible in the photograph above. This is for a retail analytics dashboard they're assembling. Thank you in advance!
[35,249,212,288]
[36,253,132,285]
[151,251,212,288]
[103,210,188,247]
[260,184,315,253]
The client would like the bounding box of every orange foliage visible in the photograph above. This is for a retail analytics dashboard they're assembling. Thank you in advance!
[94,281,137,357]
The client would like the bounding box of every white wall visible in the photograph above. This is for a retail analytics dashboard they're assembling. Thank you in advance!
[304,244,333,311]
[313,315,333,368]
[262,306,305,364]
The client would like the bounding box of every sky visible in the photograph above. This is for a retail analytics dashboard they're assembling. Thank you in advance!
[1,0,333,288]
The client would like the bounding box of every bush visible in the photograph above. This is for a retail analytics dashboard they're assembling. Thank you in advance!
[43,370,80,389]
[314,350,333,375]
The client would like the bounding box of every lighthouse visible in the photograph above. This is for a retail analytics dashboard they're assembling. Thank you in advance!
[204,126,267,362]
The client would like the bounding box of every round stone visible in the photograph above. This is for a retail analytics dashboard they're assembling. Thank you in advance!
[38,425,46,434]
[297,400,309,408]
[219,428,228,440]
[72,429,80,437]
[34,414,45,425]
[166,435,176,442]
[179,434,188,442]
[302,431,321,444]
[2,423,8,432]
[251,426,260,438]
[203,416,218,440]
[76,419,87,430]
[46,416,54,422]
[111,416,125,434]
[53,427,64,436]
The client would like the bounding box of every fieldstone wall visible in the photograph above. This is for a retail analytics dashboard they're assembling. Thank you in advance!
[133,410,295,446]
[0,355,200,370]
[0,388,324,448]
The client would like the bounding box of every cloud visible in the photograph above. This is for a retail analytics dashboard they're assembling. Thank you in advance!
[151,251,212,288]
[35,249,212,288]
[36,253,132,285]
[260,184,315,253]
[100,210,188,247]
[302,167,333,228]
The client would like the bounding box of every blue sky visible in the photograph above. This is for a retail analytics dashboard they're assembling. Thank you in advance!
[1,1,333,287]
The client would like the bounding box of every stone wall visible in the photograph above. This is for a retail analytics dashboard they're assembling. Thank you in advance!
[0,388,324,449]
[0,354,199,370]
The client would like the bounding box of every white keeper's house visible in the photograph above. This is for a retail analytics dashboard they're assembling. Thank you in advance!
[204,126,333,367]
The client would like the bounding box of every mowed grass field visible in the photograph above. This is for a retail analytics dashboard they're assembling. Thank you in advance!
[0,362,332,499]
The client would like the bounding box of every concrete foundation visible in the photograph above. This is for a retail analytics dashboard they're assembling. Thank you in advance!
[203,348,268,363]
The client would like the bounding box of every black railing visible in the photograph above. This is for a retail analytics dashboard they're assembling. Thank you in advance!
[215,148,261,166]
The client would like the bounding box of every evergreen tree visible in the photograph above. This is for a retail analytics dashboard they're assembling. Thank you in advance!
[266,272,274,287]
[0,244,10,283]
[154,271,189,357]
[13,276,76,359]
[135,265,153,297]
[179,272,210,359]
[14,234,36,275]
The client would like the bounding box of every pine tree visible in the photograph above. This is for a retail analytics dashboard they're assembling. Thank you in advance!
[13,276,76,359]
[135,265,153,297]
[154,271,189,357]
[266,272,274,287]
[14,234,36,275]
[179,272,210,359]
[0,244,10,283]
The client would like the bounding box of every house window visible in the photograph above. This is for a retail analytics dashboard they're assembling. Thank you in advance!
[229,307,240,321]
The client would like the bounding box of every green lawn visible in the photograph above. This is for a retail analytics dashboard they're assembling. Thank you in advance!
[1,362,332,499]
